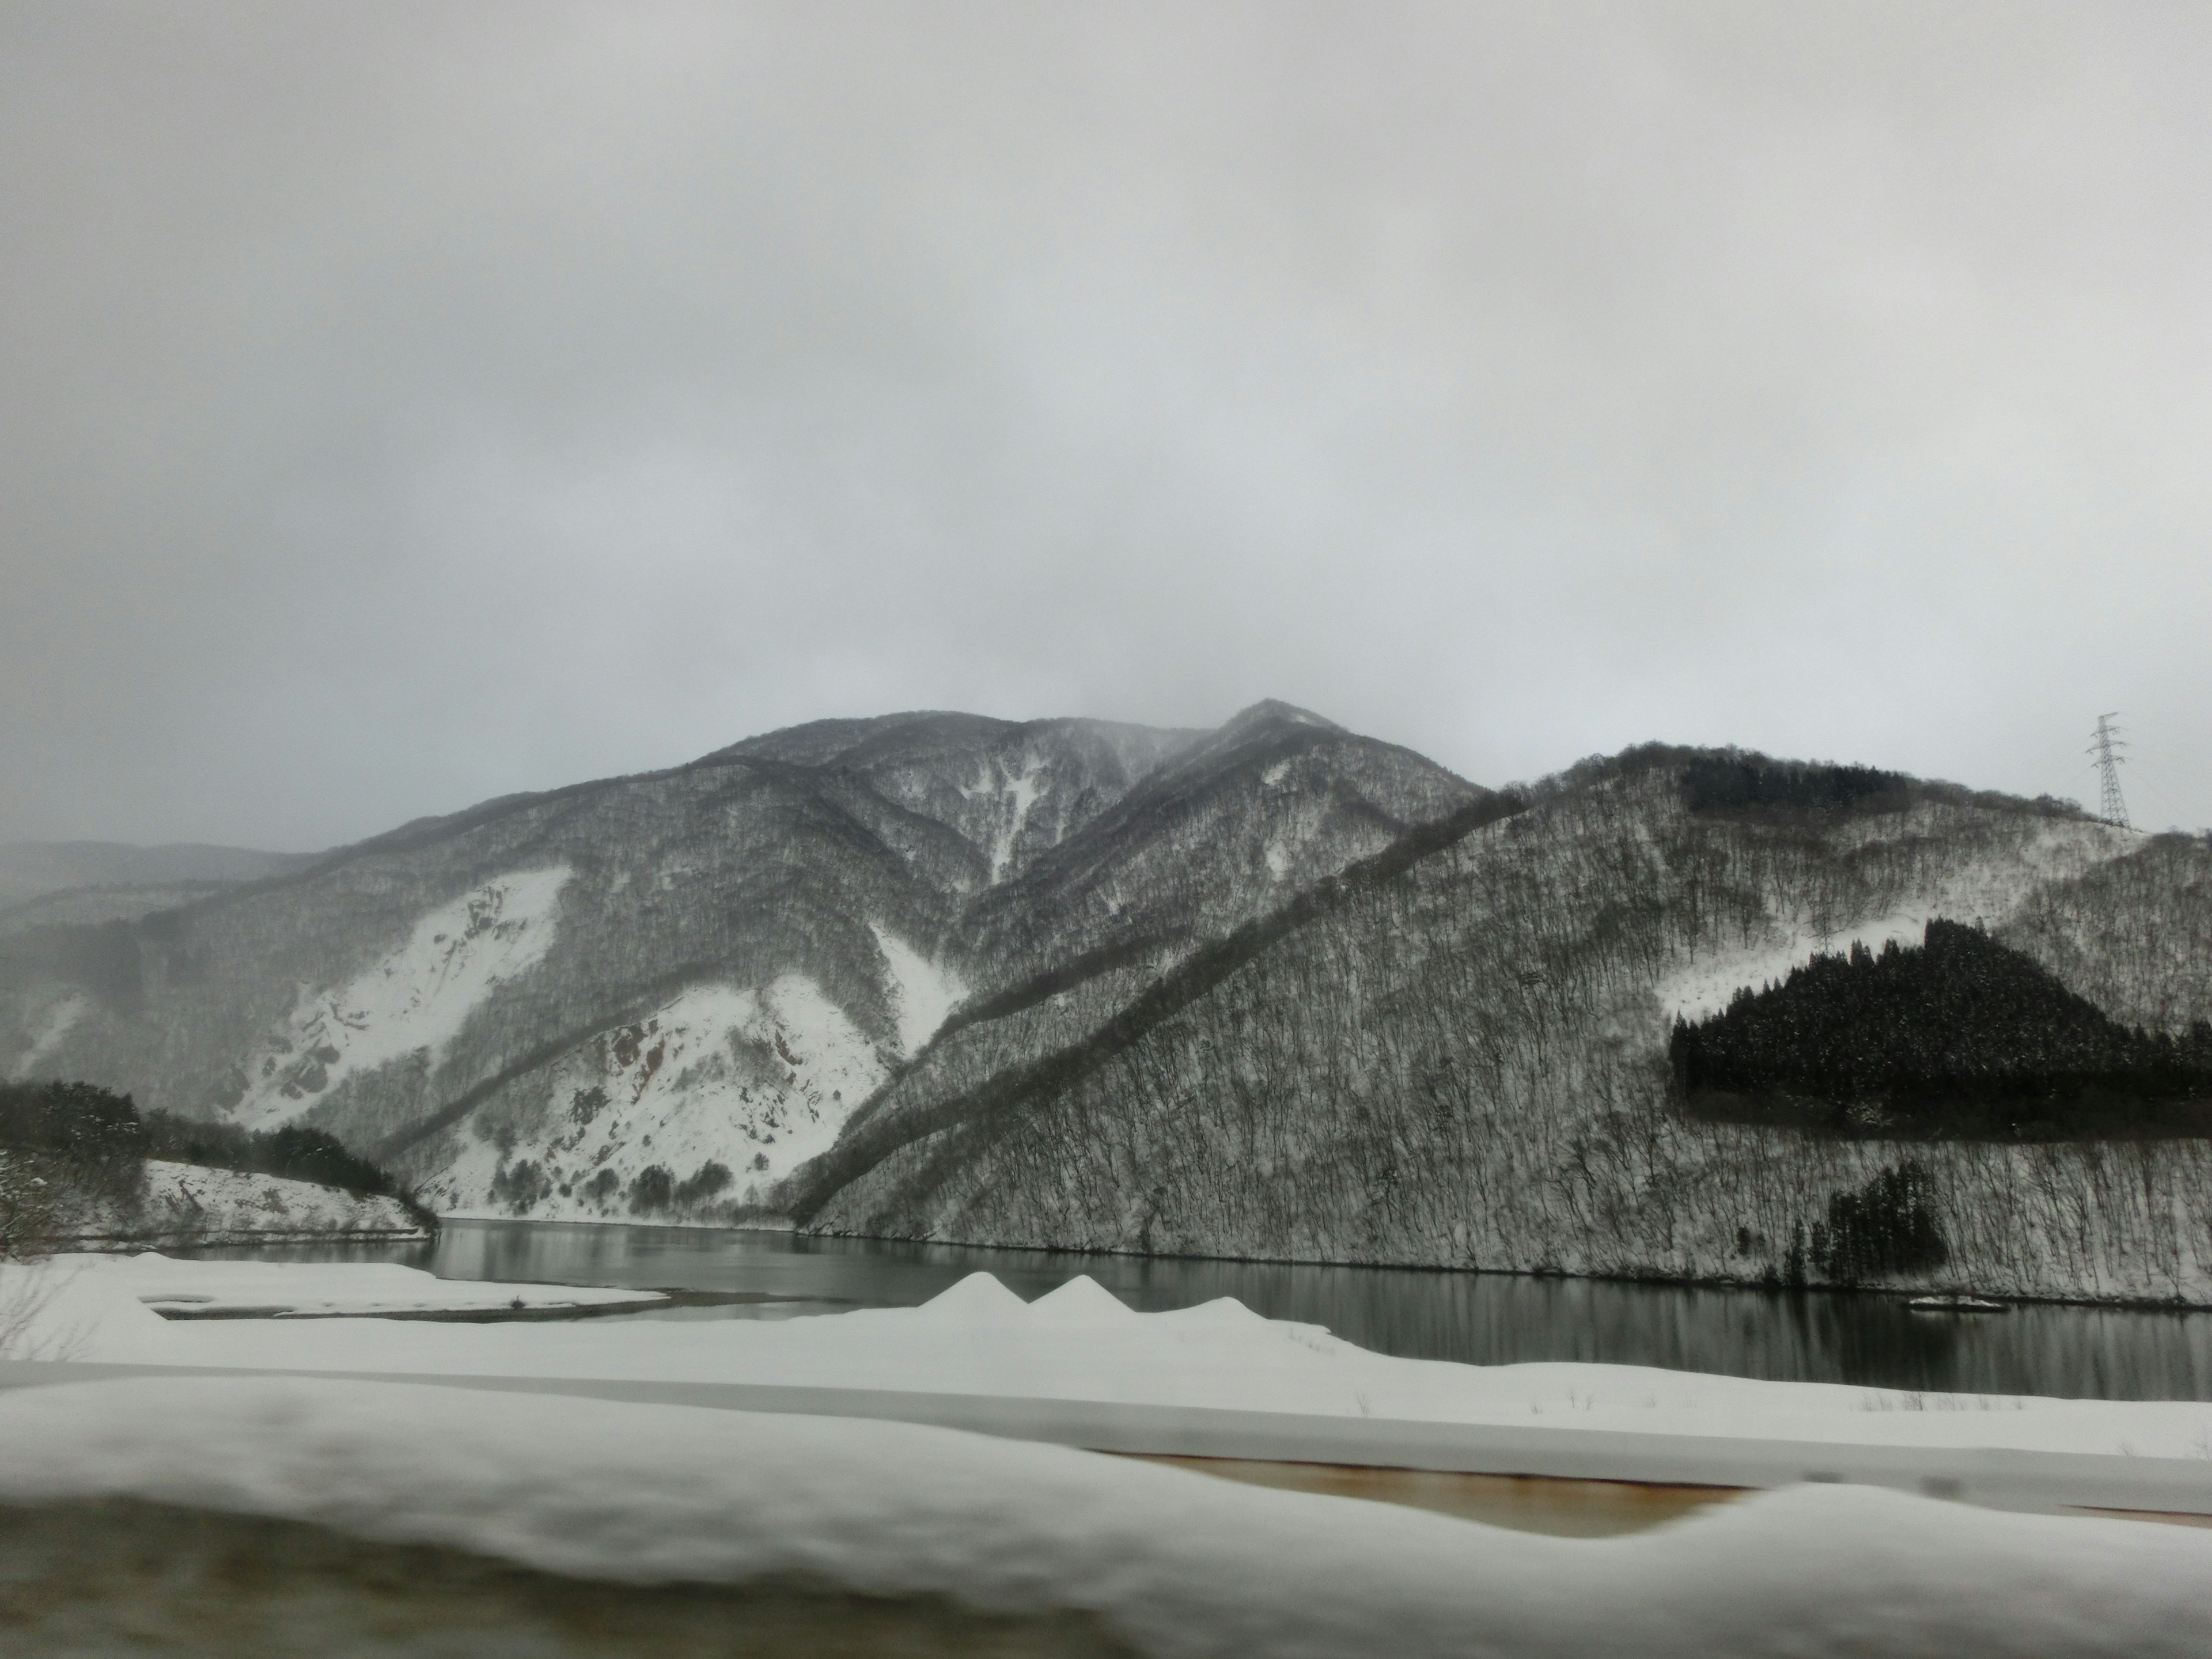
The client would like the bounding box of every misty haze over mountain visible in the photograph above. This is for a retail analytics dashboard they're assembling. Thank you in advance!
[4,3,2210,853]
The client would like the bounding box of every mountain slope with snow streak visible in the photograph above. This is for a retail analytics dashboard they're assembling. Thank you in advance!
[798,753,2212,1304]
[0,703,1479,1232]
[410,974,889,1222]
[8,711,2204,1300]
[234,867,571,1130]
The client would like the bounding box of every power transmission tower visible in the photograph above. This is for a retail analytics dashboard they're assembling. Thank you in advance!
[2089,713,2131,828]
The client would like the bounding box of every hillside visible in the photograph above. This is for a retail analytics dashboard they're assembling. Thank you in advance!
[1,703,1480,1226]
[797,751,2212,1304]
[9,712,2210,1302]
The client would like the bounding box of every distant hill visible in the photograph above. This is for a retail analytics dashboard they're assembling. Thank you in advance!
[793,745,2212,1302]
[0,841,316,913]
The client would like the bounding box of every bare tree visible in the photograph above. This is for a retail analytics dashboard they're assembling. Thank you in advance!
[0,1146,71,1358]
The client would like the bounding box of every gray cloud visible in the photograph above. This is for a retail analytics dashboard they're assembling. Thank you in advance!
[5,0,2209,848]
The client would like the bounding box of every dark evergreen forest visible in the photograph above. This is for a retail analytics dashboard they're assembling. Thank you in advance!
[1673,921,2212,1138]
[1681,754,1908,815]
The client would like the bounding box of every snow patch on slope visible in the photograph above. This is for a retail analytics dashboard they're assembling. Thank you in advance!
[960,751,1049,882]
[11,993,87,1079]
[234,868,571,1130]
[8,1377,2211,1659]
[1658,816,2135,1021]
[871,923,966,1055]
[423,975,885,1222]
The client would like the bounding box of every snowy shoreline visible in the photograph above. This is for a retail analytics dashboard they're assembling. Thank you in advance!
[46,1158,433,1249]
[797,1225,2212,1312]
[6,1254,2212,1653]
[9,1258,2212,1464]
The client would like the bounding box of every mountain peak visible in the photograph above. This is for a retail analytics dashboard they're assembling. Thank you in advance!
[1214,700,1345,740]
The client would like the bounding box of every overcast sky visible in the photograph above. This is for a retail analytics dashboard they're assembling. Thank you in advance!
[4,1,2208,850]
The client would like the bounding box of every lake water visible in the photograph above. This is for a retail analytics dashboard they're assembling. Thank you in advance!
[187,1219,2212,1402]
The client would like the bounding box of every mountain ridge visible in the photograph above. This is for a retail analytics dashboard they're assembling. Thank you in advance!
[7,710,2209,1304]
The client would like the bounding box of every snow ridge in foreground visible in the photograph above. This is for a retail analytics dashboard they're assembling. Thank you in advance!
[0,1376,2205,1659]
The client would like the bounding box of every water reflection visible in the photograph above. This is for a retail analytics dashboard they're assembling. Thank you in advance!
[176,1221,2212,1402]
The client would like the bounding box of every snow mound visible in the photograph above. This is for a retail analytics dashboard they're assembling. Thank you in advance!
[916,1271,1031,1321]
[1159,1294,1272,1329]
[1026,1275,1135,1324]
[1,1376,2207,1659]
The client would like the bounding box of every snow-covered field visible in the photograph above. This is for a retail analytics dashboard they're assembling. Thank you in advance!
[0,1373,2206,1658]
[62,1159,427,1244]
[9,1260,2211,1460]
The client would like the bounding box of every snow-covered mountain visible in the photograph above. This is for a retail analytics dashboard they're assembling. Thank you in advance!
[7,712,2208,1301]
[0,703,1483,1225]
[796,747,2212,1302]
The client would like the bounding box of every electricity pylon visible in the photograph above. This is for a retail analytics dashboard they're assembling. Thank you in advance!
[2089,713,2131,829]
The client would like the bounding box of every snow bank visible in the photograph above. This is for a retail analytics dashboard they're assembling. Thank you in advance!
[20,1267,2212,1460]
[62,1159,428,1243]
[0,1376,2204,1658]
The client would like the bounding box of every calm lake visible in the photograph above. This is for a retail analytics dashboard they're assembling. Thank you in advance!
[188,1219,2212,1402]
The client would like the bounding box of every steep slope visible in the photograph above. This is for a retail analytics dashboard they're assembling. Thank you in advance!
[710,711,1200,888]
[0,703,1483,1227]
[802,703,1492,1179]
[959,700,1482,989]
[800,751,2212,1304]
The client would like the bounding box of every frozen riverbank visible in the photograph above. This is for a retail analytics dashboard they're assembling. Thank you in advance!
[50,1160,430,1245]
[10,1260,2212,1461]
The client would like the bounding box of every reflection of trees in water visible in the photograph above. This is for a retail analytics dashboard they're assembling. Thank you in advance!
[207,1222,2212,1402]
